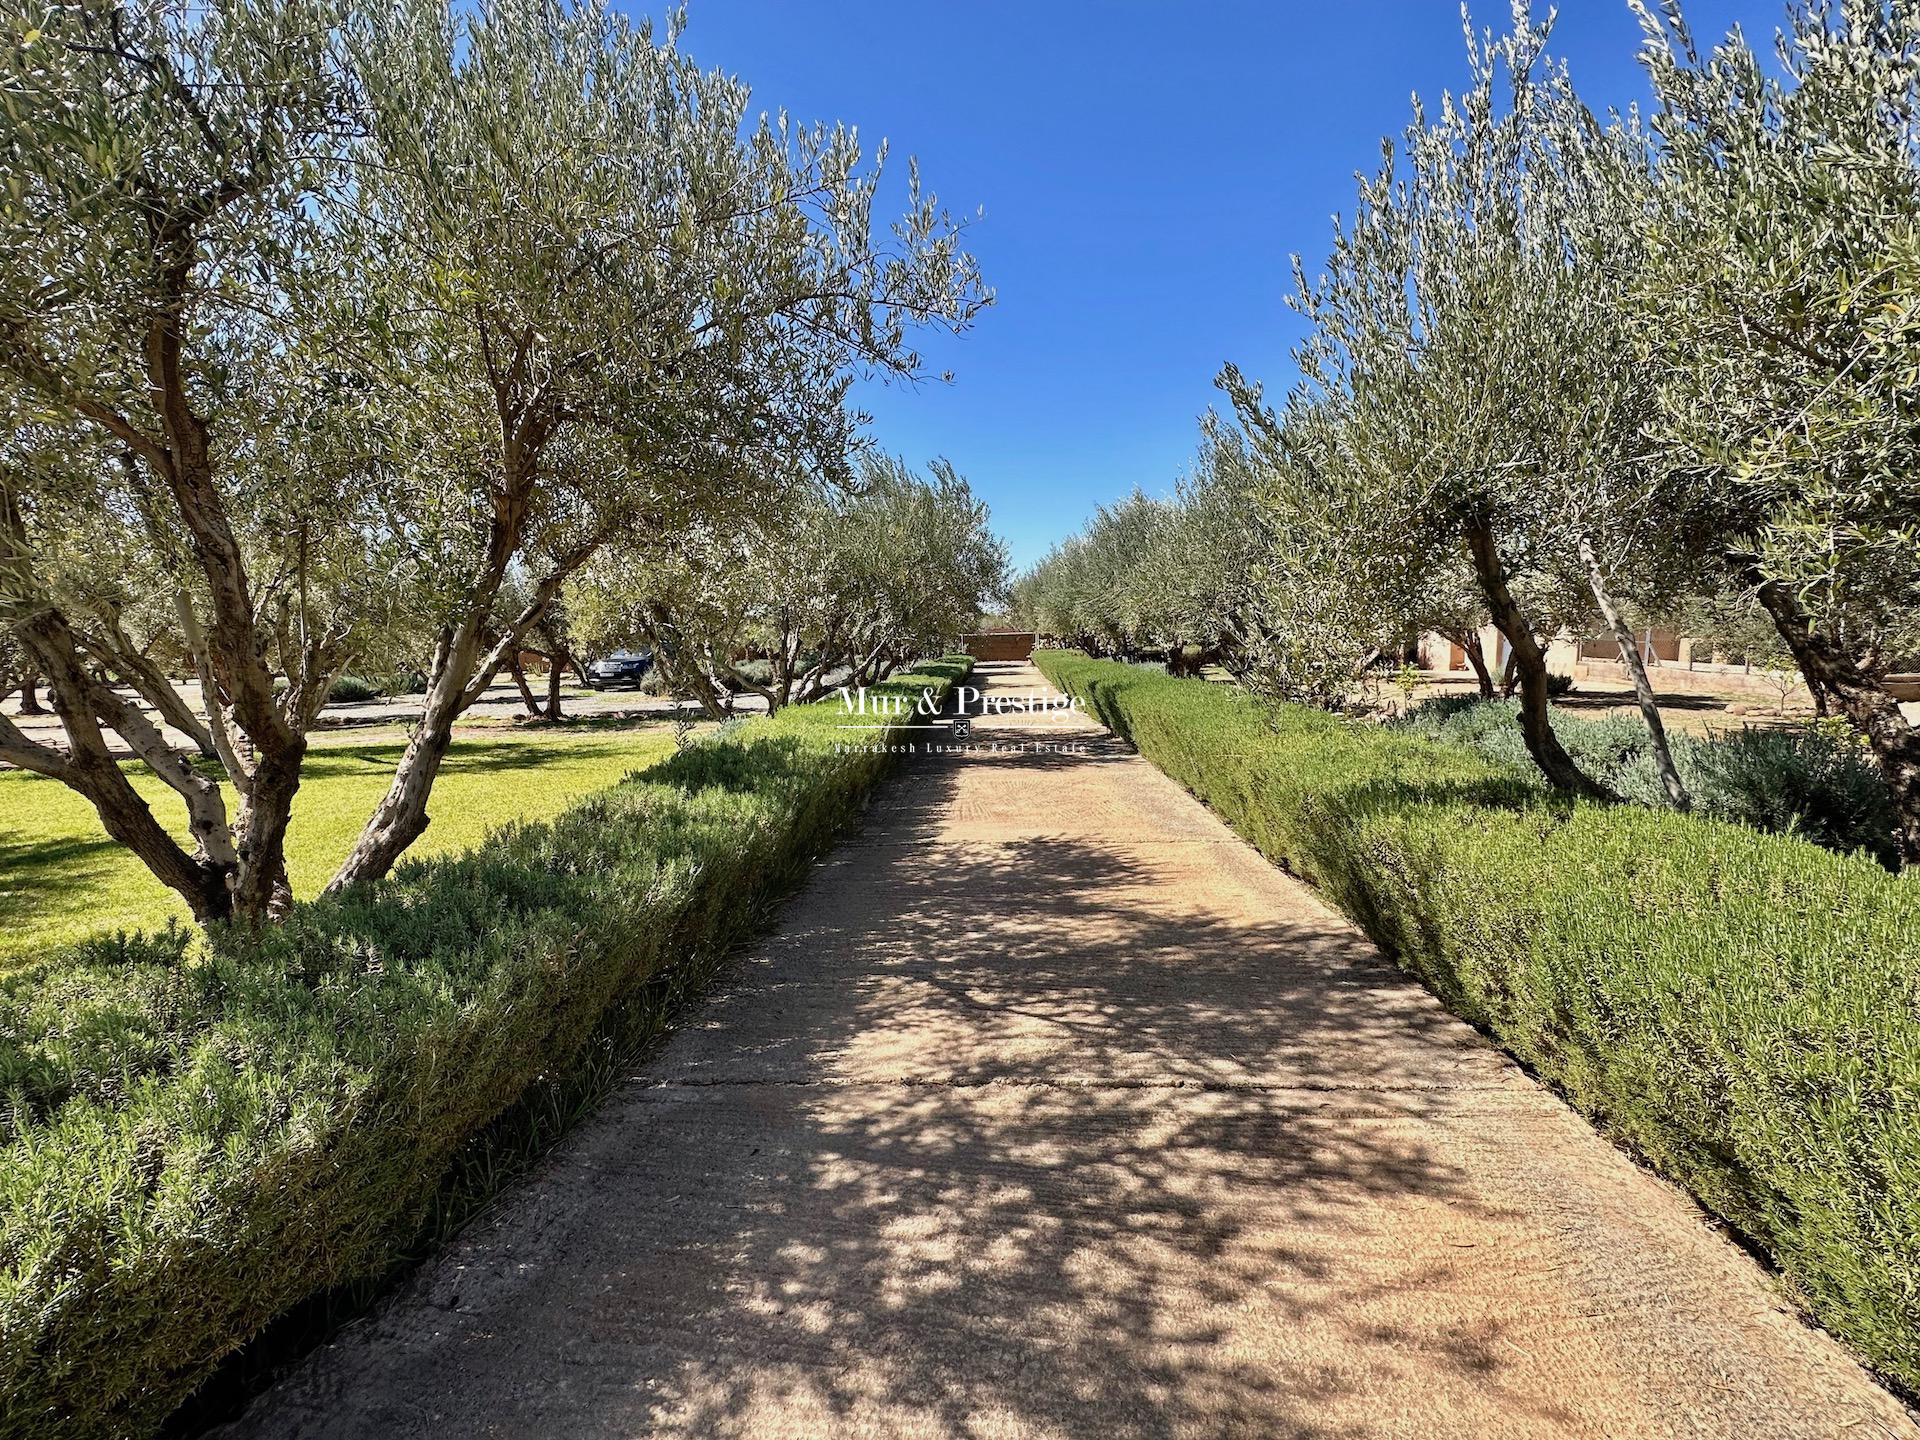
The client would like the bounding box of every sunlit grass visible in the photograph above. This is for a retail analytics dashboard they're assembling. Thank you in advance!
[0,727,676,967]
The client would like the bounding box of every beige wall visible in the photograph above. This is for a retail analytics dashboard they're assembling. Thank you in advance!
[963,632,1037,662]
[1417,625,1578,681]
[1417,626,1820,703]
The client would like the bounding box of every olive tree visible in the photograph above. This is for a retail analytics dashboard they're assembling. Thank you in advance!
[1008,543,1090,651]
[572,453,1006,715]
[1155,417,1270,677]
[0,0,986,925]
[1014,492,1182,659]
[323,0,985,889]
[1216,37,1601,758]
[1517,70,1713,809]
[1221,7,1701,793]
[0,0,394,921]
[1011,433,1270,679]
[1203,388,1429,710]
[1635,0,1920,858]
[833,454,1008,688]
[1015,403,1468,701]
[0,630,40,714]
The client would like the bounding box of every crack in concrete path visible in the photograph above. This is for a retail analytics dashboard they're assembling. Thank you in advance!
[223,660,1917,1440]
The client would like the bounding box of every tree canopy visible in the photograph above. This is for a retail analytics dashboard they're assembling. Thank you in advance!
[0,0,989,923]
[1014,0,1920,863]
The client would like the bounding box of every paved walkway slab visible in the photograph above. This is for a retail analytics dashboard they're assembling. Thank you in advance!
[224,661,1917,1439]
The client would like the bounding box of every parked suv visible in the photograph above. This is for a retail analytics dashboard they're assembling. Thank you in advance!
[583,649,654,689]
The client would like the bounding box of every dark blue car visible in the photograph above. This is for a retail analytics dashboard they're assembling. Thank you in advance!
[583,649,653,689]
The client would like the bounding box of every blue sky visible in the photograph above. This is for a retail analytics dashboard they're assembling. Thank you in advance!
[673,1,1779,572]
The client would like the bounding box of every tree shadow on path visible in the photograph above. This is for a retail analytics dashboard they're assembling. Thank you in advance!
[230,676,1603,1440]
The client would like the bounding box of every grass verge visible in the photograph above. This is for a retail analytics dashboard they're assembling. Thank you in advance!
[0,658,969,1440]
[1034,649,1920,1396]
[0,730,678,965]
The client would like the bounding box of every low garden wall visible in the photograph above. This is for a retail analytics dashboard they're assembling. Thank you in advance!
[1033,649,1920,1396]
[0,657,971,1440]
[962,630,1037,662]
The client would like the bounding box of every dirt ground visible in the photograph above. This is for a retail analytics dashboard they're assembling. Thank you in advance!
[1289,667,1920,738]
[1438,673,1829,737]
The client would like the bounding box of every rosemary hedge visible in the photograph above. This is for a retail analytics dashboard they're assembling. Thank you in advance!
[0,657,970,1440]
[1034,649,1920,1393]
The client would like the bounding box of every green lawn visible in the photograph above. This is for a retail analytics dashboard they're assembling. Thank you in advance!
[0,727,676,967]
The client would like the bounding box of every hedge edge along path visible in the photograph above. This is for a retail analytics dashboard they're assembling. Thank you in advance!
[0,657,972,1440]
[1032,649,1920,1398]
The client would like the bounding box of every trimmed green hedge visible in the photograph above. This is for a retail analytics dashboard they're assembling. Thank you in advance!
[1034,650,1920,1393]
[0,658,969,1440]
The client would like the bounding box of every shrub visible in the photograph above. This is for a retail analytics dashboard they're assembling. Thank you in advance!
[1614,724,1900,867]
[723,657,775,691]
[325,674,381,704]
[0,657,971,1440]
[1034,649,1920,1393]
[1397,694,1647,782]
[379,669,430,696]
[1398,695,1899,864]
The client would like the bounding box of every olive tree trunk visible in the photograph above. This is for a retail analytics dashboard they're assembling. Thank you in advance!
[543,643,568,721]
[1742,558,1920,865]
[1579,536,1690,810]
[1464,520,1611,800]
[326,519,601,894]
[508,656,541,717]
[1,608,238,922]
[1440,625,1496,698]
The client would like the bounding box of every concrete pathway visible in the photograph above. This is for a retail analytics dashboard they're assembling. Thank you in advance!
[225,661,1916,1440]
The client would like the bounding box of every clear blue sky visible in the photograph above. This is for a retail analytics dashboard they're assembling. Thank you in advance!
[672,1,1778,572]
